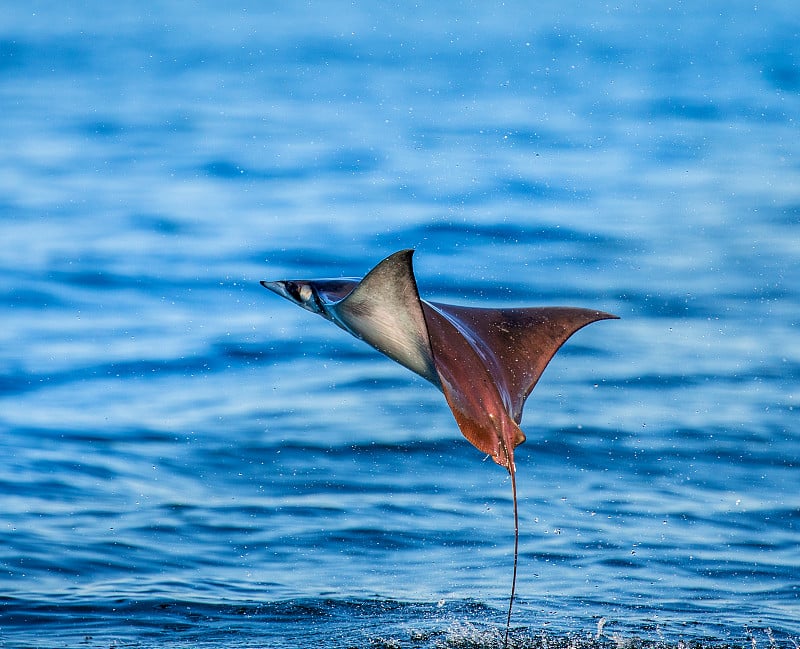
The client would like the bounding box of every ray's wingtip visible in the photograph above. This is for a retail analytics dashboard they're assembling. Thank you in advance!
[370,248,419,274]
[597,309,620,321]
[390,247,416,260]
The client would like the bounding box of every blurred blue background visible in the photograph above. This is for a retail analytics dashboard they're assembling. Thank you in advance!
[1,2,798,647]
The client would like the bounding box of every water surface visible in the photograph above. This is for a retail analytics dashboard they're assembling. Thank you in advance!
[1,2,798,647]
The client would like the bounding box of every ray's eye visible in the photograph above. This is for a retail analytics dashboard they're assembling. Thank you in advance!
[286,281,313,303]
[297,284,313,303]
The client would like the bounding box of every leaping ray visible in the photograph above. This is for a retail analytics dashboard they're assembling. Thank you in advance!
[262,249,617,646]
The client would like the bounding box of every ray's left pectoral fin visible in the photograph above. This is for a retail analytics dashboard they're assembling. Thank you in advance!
[327,249,441,386]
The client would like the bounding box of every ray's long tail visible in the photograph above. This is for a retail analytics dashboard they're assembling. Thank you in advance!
[503,458,519,649]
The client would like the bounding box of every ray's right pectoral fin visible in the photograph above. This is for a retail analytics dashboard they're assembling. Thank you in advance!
[430,303,618,424]
[327,249,441,386]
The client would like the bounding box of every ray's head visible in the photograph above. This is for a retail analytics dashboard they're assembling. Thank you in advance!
[261,276,361,317]
[261,280,324,314]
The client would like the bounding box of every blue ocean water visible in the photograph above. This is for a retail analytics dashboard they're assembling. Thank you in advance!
[1,2,798,647]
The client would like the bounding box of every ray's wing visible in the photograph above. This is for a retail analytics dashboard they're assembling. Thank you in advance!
[429,303,618,425]
[326,249,441,386]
